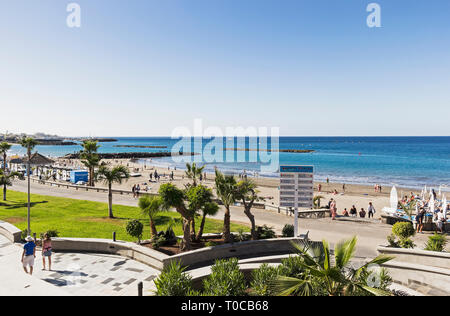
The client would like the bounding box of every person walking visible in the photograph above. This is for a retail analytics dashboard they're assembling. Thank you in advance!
[42,233,53,271]
[330,199,337,220]
[368,202,376,218]
[22,236,36,275]
[416,208,425,234]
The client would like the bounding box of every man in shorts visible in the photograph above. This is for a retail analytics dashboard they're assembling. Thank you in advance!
[22,236,36,275]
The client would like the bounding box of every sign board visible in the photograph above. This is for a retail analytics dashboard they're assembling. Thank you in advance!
[279,165,314,209]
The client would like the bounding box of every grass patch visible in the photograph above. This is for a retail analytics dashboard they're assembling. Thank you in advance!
[0,191,249,242]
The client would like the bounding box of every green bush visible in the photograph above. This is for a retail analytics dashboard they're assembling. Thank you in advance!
[235,228,250,242]
[152,235,167,249]
[256,225,276,240]
[250,263,279,296]
[203,258,247,296]
[154,261,193,296]
[282,224,295,238]
[21,229,30,241]
[392,222,415,239]
[424,234,448,252]
[205,241,218,247]
[388,222,415,249]
[40,229,59,239]
[125,219,143,243]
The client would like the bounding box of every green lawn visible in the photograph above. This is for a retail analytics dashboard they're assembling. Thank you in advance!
[0,191,248,242]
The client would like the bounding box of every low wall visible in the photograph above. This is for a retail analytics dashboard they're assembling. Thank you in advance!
[0,221,22,243]
[165,237,306,270]
[377,246,450,295]
[377,246,450,270]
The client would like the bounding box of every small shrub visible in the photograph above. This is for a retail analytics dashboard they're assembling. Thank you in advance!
[424,234,448,252]
[40,230,59,239]
[278,256,306,278]
[21,229,30,241]
[282,224,295,238]
[388,222,415,249]
[126,219,143,244]
[205,241,217,247]
[250,263,279,296]
[203,258,247,296]
[154,261,193,296]
[256,225,276,240]
[152,236,167,249]
[392,222,415,239]
[236,228,250,242]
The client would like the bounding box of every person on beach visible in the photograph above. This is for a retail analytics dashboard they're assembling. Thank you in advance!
[350,205,357,217]
[22,236,36,275]
[368,202,376,218]
[359,208,366,218]
[132,185,136,198]
[342,184,346,193]
[42,233,53,271]
[330,199,337,220]
[342,208,349,217]
[318,184,322,193]
[435,209,445,233]
[416,208,425,233]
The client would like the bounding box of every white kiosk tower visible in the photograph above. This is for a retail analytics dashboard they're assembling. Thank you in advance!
[279,166,314,237]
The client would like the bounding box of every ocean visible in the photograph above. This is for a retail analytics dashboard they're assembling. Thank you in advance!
[8,136,450,190]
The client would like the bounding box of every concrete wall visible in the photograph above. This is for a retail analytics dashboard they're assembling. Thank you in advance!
[377,246,450,295]
[377,246,450,270]
[0,221,22,243]
[166,237,305,270]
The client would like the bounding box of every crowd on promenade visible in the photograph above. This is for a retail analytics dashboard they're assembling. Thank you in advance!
[327,198,377,221]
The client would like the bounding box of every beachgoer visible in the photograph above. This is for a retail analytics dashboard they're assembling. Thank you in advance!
[42,233,53,271]
[342,184,346,193]
[416,208,425,233]
[22,236,36,275]
[318,184,322,193]
[368,202,376,218]
[435,209,445,233]
[350,205,357,217]
[343,208,349,217]
[330,199,337,220]
[359,208,366,218]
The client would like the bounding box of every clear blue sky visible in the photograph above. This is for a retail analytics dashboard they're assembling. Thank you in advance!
[1,0,449,137]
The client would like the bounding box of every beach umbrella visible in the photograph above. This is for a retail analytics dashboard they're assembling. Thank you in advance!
[390,186,398,210]
[429,194,435,213]
[443,196,447,219]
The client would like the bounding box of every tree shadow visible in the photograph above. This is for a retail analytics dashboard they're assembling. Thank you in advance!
[1,200,49,210]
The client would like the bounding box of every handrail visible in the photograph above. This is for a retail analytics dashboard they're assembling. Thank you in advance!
[29,178,156,196]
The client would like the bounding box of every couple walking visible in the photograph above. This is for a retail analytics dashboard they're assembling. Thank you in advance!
[21,234,53,275]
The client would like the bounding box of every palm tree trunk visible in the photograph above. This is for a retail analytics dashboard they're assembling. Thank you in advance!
[108,183,114,218]
[244,208,257,240]
[191,217,196,240]
[223,206,232,243]
[182,219,192,251]
[150,218,158,238]
[196,213,207,241]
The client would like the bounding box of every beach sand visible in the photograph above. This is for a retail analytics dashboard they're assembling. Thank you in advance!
[53,158,423,220]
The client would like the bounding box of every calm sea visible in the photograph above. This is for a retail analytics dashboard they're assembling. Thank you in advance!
[9,137,450,190]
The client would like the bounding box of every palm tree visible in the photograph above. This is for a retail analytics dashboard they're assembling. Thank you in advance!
[214,169,237,243]
[20,137,38,234]
[138,195,166,238]
[0,142,12,201]
[159,183,193,251]
[80,140,100,187]
[235,179,259,240]
[196,202,219,241]
[271,236,394,296]
[97,164,130,218]
[185,184,216,241]
[0,170,22,201]
[185,162,205,187]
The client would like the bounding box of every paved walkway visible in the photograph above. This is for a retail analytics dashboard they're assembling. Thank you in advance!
[0,235,159,296]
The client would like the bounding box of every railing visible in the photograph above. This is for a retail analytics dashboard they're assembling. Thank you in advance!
[30,178,156,197]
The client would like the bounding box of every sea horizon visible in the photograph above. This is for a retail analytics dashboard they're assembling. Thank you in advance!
[7,136,450,191]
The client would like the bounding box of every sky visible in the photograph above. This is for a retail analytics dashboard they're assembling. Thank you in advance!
[0,0,449,137]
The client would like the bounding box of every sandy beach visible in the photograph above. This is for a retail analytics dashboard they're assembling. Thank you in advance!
[51,157,424,220]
